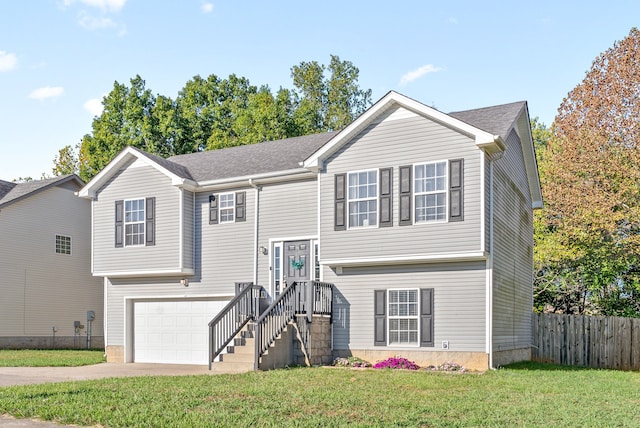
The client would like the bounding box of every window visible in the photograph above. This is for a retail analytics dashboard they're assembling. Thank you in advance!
[219,193,235,223]
[273,243,282,297]
[348,170,377,228]
[125,199,145,246]
[55,235,71,255]
[374,288,433,347]
[388,289,419,345]
[313,242,320,281]
[414,162,447,222]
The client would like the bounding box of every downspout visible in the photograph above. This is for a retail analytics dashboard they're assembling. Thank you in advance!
[249,179,261,285]
[487,150,504,369]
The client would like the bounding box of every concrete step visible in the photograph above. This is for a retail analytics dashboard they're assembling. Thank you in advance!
[210,361,254,373]
[220,351,255,364]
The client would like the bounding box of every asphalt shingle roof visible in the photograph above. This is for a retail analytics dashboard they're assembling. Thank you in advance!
[0,175,82,209]
[0,180,16,200]
[167,131,339,182]
[449,101,526,140]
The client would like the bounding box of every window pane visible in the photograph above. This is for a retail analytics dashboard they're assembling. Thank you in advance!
[387,289,419,345]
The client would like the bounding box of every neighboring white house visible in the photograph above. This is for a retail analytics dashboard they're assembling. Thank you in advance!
[0,175,104,349]
[79,91,542,370]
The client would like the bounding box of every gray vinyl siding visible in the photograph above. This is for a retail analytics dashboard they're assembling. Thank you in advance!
[320,107,483,261]
[491,129,534,352]
[193,188,254,290]
[182,189,195,271]
[256,178,318,286]
[0,186,103,339]
[93,163,183,274]
[326,261,486,352]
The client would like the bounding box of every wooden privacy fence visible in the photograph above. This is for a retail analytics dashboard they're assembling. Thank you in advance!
[532,313,640,370]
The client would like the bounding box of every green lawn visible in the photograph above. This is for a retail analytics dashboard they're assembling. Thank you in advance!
[0,350,105,367]
[0,362,639,427]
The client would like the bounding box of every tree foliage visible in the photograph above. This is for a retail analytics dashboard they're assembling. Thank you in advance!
[60,56,371,182]
[535,28,640,317]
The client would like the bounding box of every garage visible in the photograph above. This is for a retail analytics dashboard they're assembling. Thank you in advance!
[133,299,229,365]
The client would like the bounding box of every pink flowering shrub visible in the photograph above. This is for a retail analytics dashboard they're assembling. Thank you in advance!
[372,357,420,370]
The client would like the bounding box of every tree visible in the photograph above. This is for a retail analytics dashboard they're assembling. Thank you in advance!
[538,28,640,317]
[72,57,372,181]
[52,145,79,176]
[291,55,372,132]
[78,76,158,181]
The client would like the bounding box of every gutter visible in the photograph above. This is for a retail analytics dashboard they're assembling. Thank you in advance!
[196,168,315,191]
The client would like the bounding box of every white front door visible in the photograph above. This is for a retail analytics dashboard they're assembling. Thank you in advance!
[133,299,229,365]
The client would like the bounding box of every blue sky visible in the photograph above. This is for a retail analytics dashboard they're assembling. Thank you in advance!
[0,1,637,181]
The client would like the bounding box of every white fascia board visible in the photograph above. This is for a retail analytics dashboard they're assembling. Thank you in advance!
[303,91,503,169]
[94,268,195,278]
[78,147,191,199]
[321,251,488,268]
[196,168,316,191]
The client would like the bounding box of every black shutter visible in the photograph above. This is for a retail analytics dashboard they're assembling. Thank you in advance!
[449,159,464,222]
[209,194,218,224]
[334,174,346,231]
[235,191,246,222]
[145,197,155,246]
[374,290,386,346]
[379,167,392,227]
[115,200,123,248]
[420,288,434,347]
[399,165,412,226]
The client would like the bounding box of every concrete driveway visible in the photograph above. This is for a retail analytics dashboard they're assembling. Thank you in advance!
[0,362,240,387]
[0,363,242,427]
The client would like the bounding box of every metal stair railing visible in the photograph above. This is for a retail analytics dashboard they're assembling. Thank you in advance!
[208,284,263,370]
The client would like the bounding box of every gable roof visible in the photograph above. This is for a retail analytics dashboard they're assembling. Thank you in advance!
[303,91,506,171]
[303,92,541,209]
[0,175,84,209]
[167,132,338,183]
[78,91,541,208]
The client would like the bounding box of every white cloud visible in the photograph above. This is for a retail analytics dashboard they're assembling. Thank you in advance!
[399,64,442,86]
[29,86,65,100]
[201,2,214,13]
[84,98,104,116]
[77,11,126,35]
[78,13,116,30]
[63,0,127,12]
[0,51,17,72]
[449,17,458,25]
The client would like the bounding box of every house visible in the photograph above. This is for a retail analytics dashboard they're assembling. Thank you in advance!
[0,175,104,349]
[78,91,542,370]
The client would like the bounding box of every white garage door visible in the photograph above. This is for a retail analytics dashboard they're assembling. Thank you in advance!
[134,299,229,365]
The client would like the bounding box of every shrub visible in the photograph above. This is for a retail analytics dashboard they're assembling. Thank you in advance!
[427,361,467,373]
[372,357,420,370]
[332,356,371,368]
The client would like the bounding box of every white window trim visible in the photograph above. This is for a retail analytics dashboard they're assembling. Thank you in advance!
[55,234,72,255]
[218,192,235,224]
[124,198,145,247]
[387,288,421,347]
[271,242,283,297]
[413,160,448,224]
[347,168,379,229]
